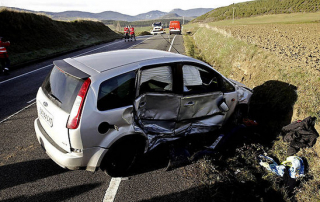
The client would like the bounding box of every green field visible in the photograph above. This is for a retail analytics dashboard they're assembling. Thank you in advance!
[195,0,320,22]
[206,11,320,26]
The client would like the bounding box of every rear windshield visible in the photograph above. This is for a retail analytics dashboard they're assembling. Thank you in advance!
[42,66,84,113]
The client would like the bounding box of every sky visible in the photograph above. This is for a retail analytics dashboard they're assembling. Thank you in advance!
[1,0,250,16]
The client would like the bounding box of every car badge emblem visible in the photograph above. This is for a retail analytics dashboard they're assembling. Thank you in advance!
[43,102,48,107]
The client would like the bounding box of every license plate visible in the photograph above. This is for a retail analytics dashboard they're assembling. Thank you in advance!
[39,106,54,127]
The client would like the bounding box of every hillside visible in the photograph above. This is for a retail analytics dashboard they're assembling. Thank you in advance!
[161,13,181,19]
[0,6,213,21]
[135,10,167,20]
[47,9,211,21]
[169,8,213,17]
[195,0,320,22]
[50,10,134,21]
[0,8,121,66]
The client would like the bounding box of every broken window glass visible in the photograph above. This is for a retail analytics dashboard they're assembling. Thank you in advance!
[139,66,173,94]
[182,65,220,94]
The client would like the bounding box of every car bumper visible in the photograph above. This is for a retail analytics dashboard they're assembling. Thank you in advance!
[169,30,181,34]
[34,118,107,172]
[151,31,164,35]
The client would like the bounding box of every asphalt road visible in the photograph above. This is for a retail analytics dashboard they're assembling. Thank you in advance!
[0,34,209,202]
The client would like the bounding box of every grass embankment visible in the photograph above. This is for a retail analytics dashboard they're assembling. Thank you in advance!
[0,8,122,67]
[183,12,320,202]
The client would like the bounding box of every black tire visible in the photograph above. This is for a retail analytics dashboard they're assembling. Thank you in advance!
[230,105,248,126]
[100,137,145,177]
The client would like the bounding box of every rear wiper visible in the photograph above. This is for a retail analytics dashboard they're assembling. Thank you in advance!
[49,93,61,103]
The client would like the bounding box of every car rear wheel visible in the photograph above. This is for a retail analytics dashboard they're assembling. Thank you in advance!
[100,137,145,177]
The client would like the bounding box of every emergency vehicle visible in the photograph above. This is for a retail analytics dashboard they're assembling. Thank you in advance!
[151,22,164,35]
[169,21,181,35]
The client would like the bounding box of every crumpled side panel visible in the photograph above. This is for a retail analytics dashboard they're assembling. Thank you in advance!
[186,115,225,135]
[134,93,181,120]
[138,119,175,134]
[178,93,223,121]
[175,115,224,136]
[134,93,226,150]
[133,121,179,150]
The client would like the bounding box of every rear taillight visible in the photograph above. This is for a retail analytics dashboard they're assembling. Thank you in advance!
[67,78,91,129]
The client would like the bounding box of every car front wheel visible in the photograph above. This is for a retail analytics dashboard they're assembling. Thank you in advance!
[231,105,249,126]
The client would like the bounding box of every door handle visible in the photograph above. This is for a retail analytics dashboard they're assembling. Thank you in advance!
[184,101,194,107]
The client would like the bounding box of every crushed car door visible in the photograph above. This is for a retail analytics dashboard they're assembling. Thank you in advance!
[134,65,181,138]
[176,64,228,135]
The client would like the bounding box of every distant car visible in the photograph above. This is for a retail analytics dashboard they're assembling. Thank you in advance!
[169,21,181,35]
[34,49,252,176]
[151,22,164,35]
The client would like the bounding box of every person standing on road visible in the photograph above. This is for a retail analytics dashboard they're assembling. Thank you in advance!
[129,25,136,41]
[124,26,129,42]
[0,37,11,75]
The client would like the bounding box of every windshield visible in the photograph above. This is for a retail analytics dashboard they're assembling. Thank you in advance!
[153,22,162,26]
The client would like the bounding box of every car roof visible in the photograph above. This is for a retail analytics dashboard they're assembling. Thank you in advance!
[64,49,191,74]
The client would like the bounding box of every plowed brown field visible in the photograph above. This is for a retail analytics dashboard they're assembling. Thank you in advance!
[218,23,320,71]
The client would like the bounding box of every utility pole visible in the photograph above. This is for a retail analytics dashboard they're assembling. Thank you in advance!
[183,16,184,25]
[233,7,236,23]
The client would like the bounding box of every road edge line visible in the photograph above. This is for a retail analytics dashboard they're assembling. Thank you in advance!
[168,35,177,52]
[103,177,122,202]
[0,40,125,85]
[128,35,154,49]
[0,64,53,85]
[0,101,36,124]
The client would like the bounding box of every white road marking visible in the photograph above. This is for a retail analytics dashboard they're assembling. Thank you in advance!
[27,98,36,104]
[168,35,177,52]
[0,102,36,124]
[0,64,53,85]
[128,35,154,49]
[0,39,125,85]
[103,178,122,202]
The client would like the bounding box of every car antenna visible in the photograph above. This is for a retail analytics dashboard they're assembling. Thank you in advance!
[160,34,180,54]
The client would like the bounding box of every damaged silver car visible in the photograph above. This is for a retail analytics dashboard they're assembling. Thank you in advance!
[34,49,252,176]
